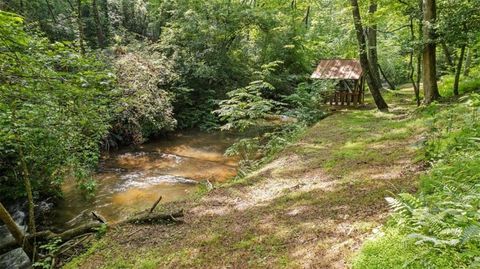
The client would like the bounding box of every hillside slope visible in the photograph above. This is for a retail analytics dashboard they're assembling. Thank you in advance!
[66,89,426,269]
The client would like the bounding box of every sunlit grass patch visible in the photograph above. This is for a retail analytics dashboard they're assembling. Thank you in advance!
[438,67,480,97]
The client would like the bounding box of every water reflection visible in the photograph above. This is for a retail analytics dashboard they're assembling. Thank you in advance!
[51,131,238,230]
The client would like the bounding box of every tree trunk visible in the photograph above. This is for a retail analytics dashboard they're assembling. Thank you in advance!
[0,202,33,259]
[19,147,37,261]
[416,0,423,104]
[76,0,85,55]
[45,0,58,23]
[350,0,388,111]
[422,0,440,104]
[416,52,422,99]
[378,64,395,91]
[409,17,421,106]
[453,44,466,96]
[1,209,184,255]
[464,47,472,76]
[92,0,106,48]
[441,42,455,69]
[100,0,111,41]
[11,106,36,260]
[367,0,383,90]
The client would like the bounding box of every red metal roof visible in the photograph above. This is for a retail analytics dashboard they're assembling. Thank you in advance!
[311,59,363,80]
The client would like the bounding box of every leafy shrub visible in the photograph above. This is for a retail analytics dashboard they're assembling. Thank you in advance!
[214,61,285,132]
[0,11,115,200]
[283,80,332,124]
[107,50,177,146]
[438,66,480,97]
[216,61,326,175]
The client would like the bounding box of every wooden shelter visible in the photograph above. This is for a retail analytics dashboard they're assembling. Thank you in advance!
[311,59,365,106]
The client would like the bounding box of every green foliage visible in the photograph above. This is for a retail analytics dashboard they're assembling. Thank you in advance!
[32,237,62,269]
[0,11,114,200]
[214,61,284,132]
[214,60,322,176]
[108,49,176,146]
[283,80,332,124]
[354,93,480,268]
[94,223,108,238]
[438,66,480,97]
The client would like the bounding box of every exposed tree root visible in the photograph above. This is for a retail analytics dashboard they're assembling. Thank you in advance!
[0,207,184,256]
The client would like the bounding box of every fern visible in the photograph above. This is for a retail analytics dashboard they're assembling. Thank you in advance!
[460,225,480,244]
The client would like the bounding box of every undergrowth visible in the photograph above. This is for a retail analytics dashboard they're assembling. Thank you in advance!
[353,93,480,268]
[438,66,480,97]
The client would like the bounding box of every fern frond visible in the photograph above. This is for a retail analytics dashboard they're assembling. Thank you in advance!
[460,225,480,244]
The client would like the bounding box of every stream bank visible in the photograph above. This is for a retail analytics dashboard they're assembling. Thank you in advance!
[0,130,241,268]
[64,89,426,268]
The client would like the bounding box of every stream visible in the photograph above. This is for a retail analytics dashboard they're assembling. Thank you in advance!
[0,130,239,268]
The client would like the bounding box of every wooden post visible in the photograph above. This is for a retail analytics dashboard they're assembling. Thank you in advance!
[361,76,366,104]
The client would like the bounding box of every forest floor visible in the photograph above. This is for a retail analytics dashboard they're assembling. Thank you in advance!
[65,87,428,269]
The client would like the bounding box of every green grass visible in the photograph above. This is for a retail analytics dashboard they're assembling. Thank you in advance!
[63,87,432,269]
[353,93,480,269]
[438,67,480,97]
[352,228,470,269]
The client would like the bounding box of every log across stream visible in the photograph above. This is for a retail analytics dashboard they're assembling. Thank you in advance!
[0,130,240,268]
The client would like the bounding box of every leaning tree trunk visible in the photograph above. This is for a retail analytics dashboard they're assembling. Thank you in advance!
[367,0,383,90]
[0,202,33,259]
[350,0,388,111]
[19,147,37,261]
[11,106,36,260]
[422,0,440,104]
[453,44,466,96]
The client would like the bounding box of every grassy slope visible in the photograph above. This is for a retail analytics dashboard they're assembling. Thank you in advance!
[65,88,428,269]
[353,92,480,268]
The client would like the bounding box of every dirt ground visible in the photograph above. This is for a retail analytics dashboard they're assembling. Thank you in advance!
[65,89,426,269]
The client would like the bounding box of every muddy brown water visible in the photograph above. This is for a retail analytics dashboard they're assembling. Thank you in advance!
[51,131,239,230]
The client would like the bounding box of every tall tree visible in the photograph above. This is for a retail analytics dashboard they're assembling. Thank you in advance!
[463,47,472,76]
[92,0,106,48]
[350,0,388,110]
[438,0,480,96]
[367,0,383,90]
[453,43,467,95]
[76,0,85,55]
[422,0,440,103]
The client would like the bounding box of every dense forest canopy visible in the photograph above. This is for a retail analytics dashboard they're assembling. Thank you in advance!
[1,0,480,268]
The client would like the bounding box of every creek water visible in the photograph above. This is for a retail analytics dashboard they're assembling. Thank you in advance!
[0,130,239,268]
[53,130,239,230]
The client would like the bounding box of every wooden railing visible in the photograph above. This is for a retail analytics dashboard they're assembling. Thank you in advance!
[327,90,364,106]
